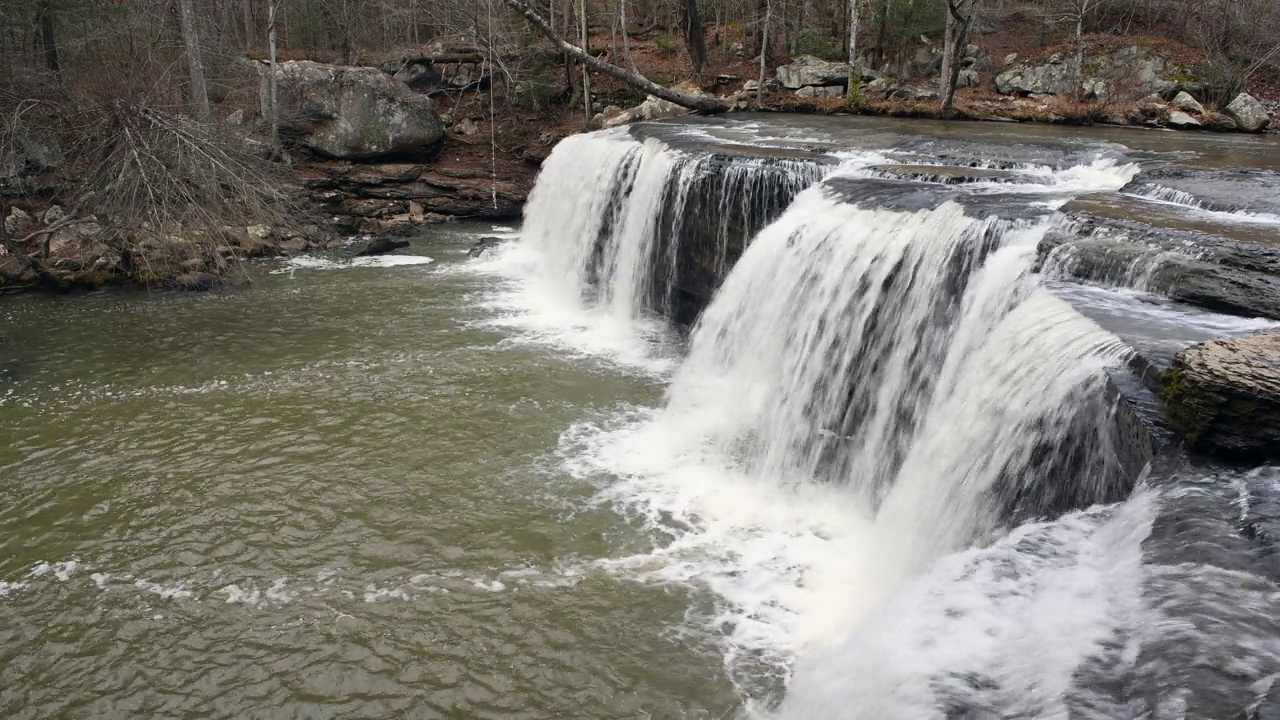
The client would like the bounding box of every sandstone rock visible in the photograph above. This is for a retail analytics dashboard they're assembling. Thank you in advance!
[1164,332,1280,460]
[1166,110,1202,129]
[1226,93,1272,133]
[264,60,444,160]
[1171,90,1205,116]
[4,207,33,236]
[776,55,853,89]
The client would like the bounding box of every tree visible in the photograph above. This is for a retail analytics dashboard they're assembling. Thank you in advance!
[939,0,975,118]
[847,0,861,99]
[35,0,62,79]
[176,0,211,120]
[681,0,708,76]
[499,0,729,113]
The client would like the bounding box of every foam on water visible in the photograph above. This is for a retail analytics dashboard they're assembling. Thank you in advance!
[272,254,435,273]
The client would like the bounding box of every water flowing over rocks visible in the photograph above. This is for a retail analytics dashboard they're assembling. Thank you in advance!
[1164,333,1280,460]
[264,61,445,160]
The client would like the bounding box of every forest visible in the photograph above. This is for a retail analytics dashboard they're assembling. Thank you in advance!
[2,0,1278,290]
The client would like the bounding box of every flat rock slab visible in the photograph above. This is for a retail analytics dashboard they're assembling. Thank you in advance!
[1164,332,1280,460]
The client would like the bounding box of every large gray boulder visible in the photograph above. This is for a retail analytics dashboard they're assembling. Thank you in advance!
[264,61,444,160]
[996,46,1179,100]
[1171,90,1205,116]
[1164,332,1280,461]
[1225,93,1272,133]
[776,55,854,89]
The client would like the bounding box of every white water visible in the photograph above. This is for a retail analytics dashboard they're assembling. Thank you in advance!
[492,127,1218,712]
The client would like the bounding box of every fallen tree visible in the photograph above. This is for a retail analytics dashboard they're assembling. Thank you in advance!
[498,0,729,115]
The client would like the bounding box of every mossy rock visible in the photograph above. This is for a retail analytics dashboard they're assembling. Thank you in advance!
[1163,332,1280,461]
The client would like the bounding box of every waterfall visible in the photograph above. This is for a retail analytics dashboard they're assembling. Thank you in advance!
[521,128,828,327]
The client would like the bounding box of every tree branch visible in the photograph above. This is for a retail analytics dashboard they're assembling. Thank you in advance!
[497,0,729,114]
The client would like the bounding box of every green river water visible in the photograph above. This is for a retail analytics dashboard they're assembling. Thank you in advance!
[0,226,740,719]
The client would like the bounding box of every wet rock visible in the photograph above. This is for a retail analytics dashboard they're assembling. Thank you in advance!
[1171,91,1205,116]
[468,236,503,258]
[1166,110,1202,129]
[355,237,410,256]
[4,207,33,236]
[264,60,444,160]
[1164,332,1280,461]
[1226,93,1272,133]
[776,55,853,89]
[174,272,219,291]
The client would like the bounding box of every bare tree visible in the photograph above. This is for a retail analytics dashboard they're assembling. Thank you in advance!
[268,0,282,149]
[176,0,212,120]
[500,0,729,112]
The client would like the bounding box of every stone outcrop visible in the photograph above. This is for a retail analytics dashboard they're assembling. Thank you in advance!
[1164,333,1280,460]
[1225,93,1272,133]
[776,55,855,89]
[264,61,445,160]
[1171,90,1205,115]
[300,162,530,234]
[996,46,1180,100]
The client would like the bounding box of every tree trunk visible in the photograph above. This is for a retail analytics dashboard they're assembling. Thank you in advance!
[939,0,972,119]
[847,0,861,98]
[35,0,61,78]
[242,0,254,50]
[681,0,707,76]
[500,0,729,113]
[268,1,281,149]
[176,0,211,120]
[579,0,591,121]
[1075,1,1087,94]
[875,0,890,67]
[757,0,771,102]
[620,0,638,73]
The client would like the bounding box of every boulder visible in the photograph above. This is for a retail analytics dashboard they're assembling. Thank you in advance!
[468,236,503,258]
[1205,112,1239,132]
[603,82,712,127]
[4,207,33,236]
[1003,53,1018,66]
[957,68,980,88]
[355,237,410,256]
[776,55,853,89]
[1164,332,1280,460]
[889,85,938,102]
[1166,110,1202,129]
[264,60,444,160]
[1171,90,1205,116]
[1225,93,1272,133]
[796,85,844,98]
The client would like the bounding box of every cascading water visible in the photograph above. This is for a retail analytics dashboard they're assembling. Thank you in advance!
[500,118,1279,716]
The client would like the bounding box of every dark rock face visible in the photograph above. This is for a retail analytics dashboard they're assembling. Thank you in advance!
[355,237,410,256]
[174,272,219,291]
[1164,333,1280,461]
[301,162,531,234]
[265,61,445,161]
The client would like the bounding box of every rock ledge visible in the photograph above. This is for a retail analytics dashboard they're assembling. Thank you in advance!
[1164,332,1280,460]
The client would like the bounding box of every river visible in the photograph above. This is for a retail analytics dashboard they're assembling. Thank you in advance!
[3,115,1280,719]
